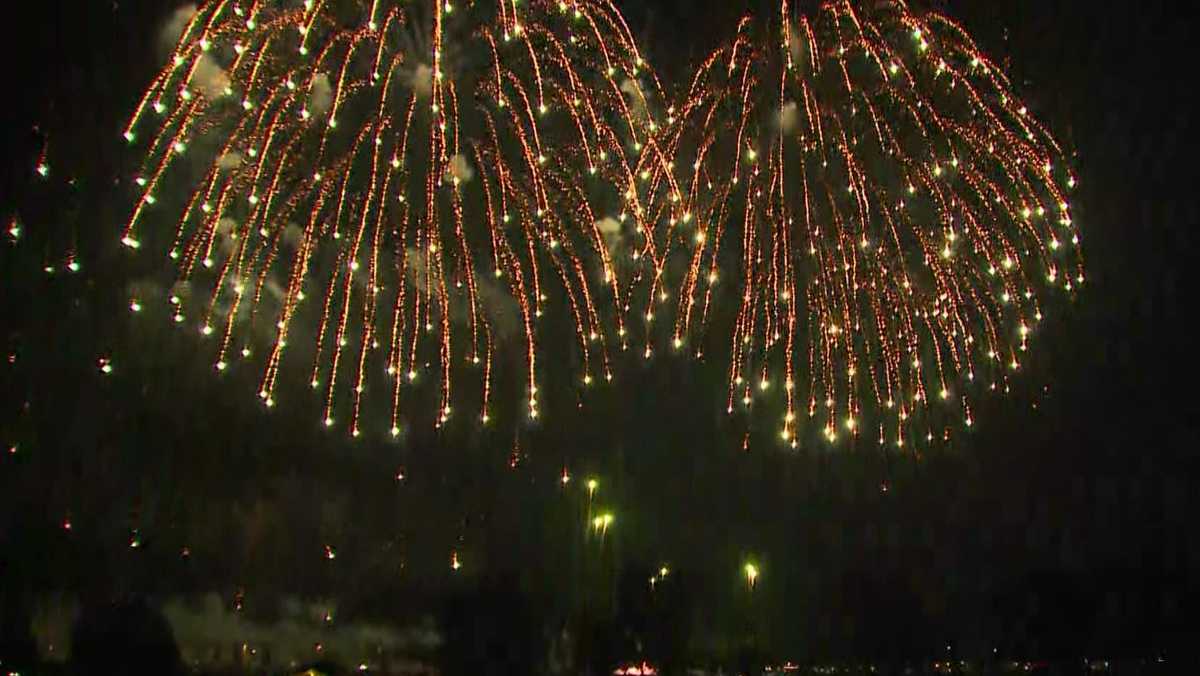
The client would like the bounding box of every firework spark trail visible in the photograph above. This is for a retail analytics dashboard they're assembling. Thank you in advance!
[118,0,1077,446]
[121,0,670,434]
[658,0,1081,449]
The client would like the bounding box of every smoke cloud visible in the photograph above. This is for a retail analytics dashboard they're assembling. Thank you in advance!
[160,5,230,100]
[191,55,231,99]
[164,594,437,667]
[778,101,799,135]
[409,63,435,99]
[447,154,474,184]
[160,5,198,54]
[217,152,243,171]
[309,73,334,117]
[620,78,651,124]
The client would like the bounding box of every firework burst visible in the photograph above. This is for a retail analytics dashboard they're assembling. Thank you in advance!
[654,0,1081,448]
[120,0,669,435]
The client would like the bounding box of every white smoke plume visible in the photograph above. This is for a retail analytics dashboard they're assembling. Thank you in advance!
[217,152,243,171]
[216,217,238,237]
[309,73,334,117]
[596,217,621,235]
[159,5,198,54]
[475,277,521,343]
[171,280,194,300]
[160,5,230,100]
[777,101,800,135]
[162,594,439,667]
[446,154,474,184]
[593,217,626,284]
[404,247,432,295]
[218,232,239,256]
[404,247,520,342]
[409,63,435,99]
[620,78,651,123]
[282,223,305,248]
[595,216,622,242]
[31,592,438,666]
[264,276,286,302]
[787,22,810,70]
[191,55,231,99]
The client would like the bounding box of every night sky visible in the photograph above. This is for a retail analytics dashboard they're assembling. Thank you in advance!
[2,0,1199,669]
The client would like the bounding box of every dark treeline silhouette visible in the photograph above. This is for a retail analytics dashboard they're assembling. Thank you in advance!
[71,598,182,676]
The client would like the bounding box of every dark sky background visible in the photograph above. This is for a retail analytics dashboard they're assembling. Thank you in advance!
[2,0,1199,666]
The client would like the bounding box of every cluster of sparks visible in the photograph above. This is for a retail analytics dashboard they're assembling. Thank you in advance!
[121,0,667,436]
[654,0,1081,448]
[117,0,1079,445]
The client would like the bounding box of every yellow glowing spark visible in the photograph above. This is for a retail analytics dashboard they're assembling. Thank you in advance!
[744,562,759,587]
